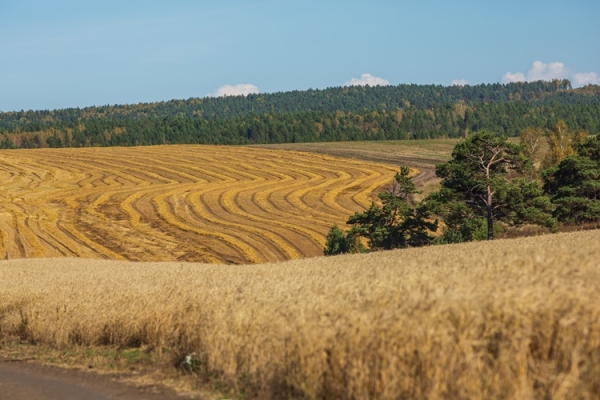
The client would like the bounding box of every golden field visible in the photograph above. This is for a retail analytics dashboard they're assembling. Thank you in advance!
[0,145,399,264]
[1,229,599,399]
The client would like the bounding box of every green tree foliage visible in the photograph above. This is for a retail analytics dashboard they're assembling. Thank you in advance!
[422,188,490,243]
[323,224,351,256]
[504,179,556,229]
[543,135,600,223]
[324,130,592,256]
[433,131,555,240]
[0,81,599,149]
[426,134,557,243]
[345,167,437,251]
[324,167,437,256]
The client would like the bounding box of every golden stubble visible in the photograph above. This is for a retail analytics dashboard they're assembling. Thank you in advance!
[0,145,398,264]
[1,229,599,399]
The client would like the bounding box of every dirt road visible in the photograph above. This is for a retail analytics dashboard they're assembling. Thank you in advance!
[0,358,189,400]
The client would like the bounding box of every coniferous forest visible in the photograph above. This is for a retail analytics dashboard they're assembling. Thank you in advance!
[0,80,598,149]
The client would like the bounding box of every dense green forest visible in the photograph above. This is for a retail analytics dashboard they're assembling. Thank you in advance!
[1,80,599,149]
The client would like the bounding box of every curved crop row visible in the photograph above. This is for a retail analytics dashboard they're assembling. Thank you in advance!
[0,145,398,263]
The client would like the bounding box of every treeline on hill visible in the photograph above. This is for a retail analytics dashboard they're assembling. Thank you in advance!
[325,121,600,255]
[1,80,599,149]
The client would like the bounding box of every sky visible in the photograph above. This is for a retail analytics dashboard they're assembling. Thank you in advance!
[1,0,599,112]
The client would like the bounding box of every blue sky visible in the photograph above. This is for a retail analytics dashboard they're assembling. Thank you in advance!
[1,0,598,111]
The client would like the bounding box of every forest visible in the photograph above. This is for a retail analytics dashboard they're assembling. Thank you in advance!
[0,80,599,149]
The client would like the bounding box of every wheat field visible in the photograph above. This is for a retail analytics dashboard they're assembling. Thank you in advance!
[1,229,599,399]
[0,145,399,264]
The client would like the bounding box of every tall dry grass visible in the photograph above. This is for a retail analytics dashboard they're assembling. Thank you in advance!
[1,230,599,399]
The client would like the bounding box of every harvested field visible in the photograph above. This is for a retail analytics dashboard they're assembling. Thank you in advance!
[255,139,457,167]
[1,230,599,399]
[0,145,399,264]
[255,139,458,187]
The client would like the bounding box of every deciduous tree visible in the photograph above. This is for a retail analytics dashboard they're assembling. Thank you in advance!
[544,120,589,167]
[520,126,545,169]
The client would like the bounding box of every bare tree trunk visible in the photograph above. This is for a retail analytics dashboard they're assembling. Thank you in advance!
[486,203,494,240]
[486,184,494,240]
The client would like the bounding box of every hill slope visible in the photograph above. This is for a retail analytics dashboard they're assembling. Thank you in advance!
[1,81,599,148]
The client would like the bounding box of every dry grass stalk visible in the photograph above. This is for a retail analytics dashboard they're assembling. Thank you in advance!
[1,229,599,399]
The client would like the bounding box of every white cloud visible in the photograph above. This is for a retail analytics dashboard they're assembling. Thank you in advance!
[572,72,599,86]
[451,79,468,86]
[501,71,526,83]
[344,73,390,87]
[501,61,599,87]
[527,61,568,81]
[502,61,568,83]
[208,84,259,97]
